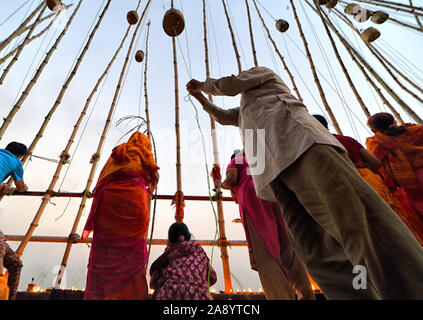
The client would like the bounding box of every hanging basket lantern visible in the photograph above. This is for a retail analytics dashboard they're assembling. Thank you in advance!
[135,50,145,63]
[325,0,338,9]
[344,3,360,15]
[361,27,381,43]
[46,0,62,11]
[353,7,373,22]
[276,19,289,33]
[371,11,389,24]
[163,8,185,37]
[127,10,139,25]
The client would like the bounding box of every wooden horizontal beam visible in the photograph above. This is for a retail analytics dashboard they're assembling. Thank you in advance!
[5,235,247,246]
[10,191,235,202]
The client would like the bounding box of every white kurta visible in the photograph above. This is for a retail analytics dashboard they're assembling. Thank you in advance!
[202,66,346,201]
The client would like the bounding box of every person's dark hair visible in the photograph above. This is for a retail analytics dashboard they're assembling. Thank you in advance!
[5,142,27,157]
[168,222,191,243]
[312,114,328,129]
[368,112,406,136]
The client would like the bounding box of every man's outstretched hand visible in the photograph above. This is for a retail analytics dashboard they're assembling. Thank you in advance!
[186,79,204,92]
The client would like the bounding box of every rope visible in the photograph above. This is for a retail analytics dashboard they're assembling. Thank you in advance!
[0,0,33,27]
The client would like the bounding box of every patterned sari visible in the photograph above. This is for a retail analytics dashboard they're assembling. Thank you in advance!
[366,124,423,245]
[82,132,159,300]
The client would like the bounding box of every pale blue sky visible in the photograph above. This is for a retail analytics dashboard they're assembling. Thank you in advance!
[0,0,422,292]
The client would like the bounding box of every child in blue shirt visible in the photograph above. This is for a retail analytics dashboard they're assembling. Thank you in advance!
[0,142,28,194]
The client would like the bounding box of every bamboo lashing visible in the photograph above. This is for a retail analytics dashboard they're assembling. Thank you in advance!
[315,5,406,124]
[324,7,422,123]
[202,0,233,293]
[0,1,45,52]
[221,0,242,73]
[290,0,343,134]
[0,4,47,86]
[0,2,80,142]
[252,0,303,102]
[15,0,113,259]
[54,0,151,288]
[245,0,258,67]
[313,3,371,119]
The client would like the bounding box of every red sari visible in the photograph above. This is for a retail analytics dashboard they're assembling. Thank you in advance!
[366,124,423,245]
[82,132,159,300]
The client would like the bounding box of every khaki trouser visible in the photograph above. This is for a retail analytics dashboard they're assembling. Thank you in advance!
[270,144,423,300]
[245,217,315,300]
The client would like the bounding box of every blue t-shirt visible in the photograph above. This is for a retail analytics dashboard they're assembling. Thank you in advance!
[0,149,24,182]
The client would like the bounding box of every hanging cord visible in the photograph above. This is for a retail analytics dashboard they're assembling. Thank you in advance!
[0,0,33,27]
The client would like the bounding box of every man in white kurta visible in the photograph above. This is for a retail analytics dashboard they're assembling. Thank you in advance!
[187,66,423,300]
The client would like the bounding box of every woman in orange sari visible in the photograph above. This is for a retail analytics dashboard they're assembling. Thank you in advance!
[82,131,159,300]
[366,113,423,246]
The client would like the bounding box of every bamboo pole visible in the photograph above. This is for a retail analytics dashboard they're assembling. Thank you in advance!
[252,0,303,102]
[6,235,247,247]
[409,0,423,30]
[332,8,423,103]
[0,5,73,66]
[315,4,371,119]
[387,15,423,33]
[245,0,258,67]
[367,0,423,12]
[0,4,47,85]
[315,5,407,124]
[54,0,152,288]
[0,3,81,142]
[324,7,422,123]
[144,21,152,141]
[0,1,45,52]
[221,0,242,73]
[15,0,113,258]
[202,0,233,293]
[290,0,343,134]
[343,0,423,16]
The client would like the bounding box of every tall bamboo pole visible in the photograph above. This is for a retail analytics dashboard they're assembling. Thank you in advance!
[15,0,113,258]
[144,21,152,141]
[245,0,258,67]
[221,0,242,73]
[0,5,73,66]
[387,15,423,33]
[314,5,406,124]
[202,0,233,293]
[54,0,152,287]
[344,0,423,16]
[290,0,343,134]
[368,0,423,12]
[252,0,303,102]
[0,1,45,52]
[319,6,422,123]
[315,4,372,118]
[0,4,47,85]
[0,3,80,142]
[333,8,423,102]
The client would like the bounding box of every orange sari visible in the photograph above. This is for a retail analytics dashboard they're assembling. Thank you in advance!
[82,132,159,300]
[366,125,423,245]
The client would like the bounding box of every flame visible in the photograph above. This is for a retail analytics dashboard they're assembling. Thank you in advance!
[149,289,155,294]
[32,286,41,293]
[210,287,216,294]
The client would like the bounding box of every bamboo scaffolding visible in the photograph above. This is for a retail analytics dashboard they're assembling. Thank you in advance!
[387,15,423,33]
[0,1,45,52]
[315,5,370,119]
[53,0,152,288]
[316,6,407,124]
[343,0,423,16]
[5,235,247,247]
[409,0,423,30]
[252,0,303,102]
[367,0,423,12]
[290,0,343,134]
[322,8,422,123]
[0,5,73,66]
[14,0,113,258]
[245,0,258,67]
[0,2,81,142]
[332,8,423,105]
[221,0,242,73]
[144,21,152,141]
[202,0,233,293]
[0,5,47,86]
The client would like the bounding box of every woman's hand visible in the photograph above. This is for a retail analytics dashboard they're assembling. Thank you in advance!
[149,171,160,194]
